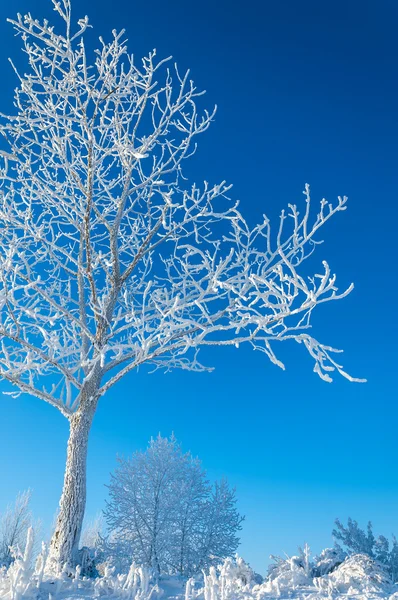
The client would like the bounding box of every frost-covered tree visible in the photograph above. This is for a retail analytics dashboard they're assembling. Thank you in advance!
[333,518,375,557]
[0,0,364,571]
[0,491,33,568]
[104,436,242,575]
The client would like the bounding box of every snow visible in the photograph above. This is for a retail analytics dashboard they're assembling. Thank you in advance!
[2,540,398,600]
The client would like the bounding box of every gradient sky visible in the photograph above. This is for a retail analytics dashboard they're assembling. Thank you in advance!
[0,0,397,575]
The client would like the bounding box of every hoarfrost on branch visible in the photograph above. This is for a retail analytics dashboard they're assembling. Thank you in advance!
[0,0,364,569]
[0,3,363,419]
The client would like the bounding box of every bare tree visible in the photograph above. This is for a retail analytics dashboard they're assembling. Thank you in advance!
[0,0,364,572]
[0,491,32,568]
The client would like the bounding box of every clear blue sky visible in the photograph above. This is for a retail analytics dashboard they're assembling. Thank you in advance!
[0,0,397,576]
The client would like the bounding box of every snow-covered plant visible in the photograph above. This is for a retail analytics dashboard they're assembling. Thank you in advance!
[265,546,314,595]
[0,491,33,568]
[0,531,51,599]
[0,0,364,571]
[200,556,268,600]
[104,436,242,576]
[6,526,35,600]
[0,544,161,600]
[94,561,157,599]
[333,517,376,557]
[324,553,392,595]
[312,547,346,577]
[203,566,220,600]
[0,566,8,597]
[218,555,256,587]
[34,541,49,588]
[185,577,195,600]
[300,543,312,578]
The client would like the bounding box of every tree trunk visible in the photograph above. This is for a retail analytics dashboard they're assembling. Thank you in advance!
[47,397,97,573]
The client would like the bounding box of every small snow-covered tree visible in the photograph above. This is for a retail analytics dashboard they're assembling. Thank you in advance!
[0,491,33,568]
[333,518,375,557]
[104,436,242,575]
[0,0,364,571]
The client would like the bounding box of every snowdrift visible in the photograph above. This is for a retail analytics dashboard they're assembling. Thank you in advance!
[1,532,397,600]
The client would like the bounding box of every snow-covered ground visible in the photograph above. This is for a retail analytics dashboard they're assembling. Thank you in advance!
[2,533,398,600]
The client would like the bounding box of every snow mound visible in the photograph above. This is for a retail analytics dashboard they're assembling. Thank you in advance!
[318,553,392,594]
[1,532,398,600]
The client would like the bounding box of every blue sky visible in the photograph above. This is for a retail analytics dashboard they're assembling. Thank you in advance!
[0,0,397,575]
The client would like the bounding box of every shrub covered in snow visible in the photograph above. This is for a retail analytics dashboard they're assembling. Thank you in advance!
[316,553,392,595]
[333,517,398,582]
[199,557,255,600]
[262,545,314,596]
[0,527,36,599]
[220,555,261,586]
[312,547,346,577]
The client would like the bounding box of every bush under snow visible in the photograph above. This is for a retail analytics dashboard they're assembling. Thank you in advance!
[313,547,346,577]
[324,553,393,594]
